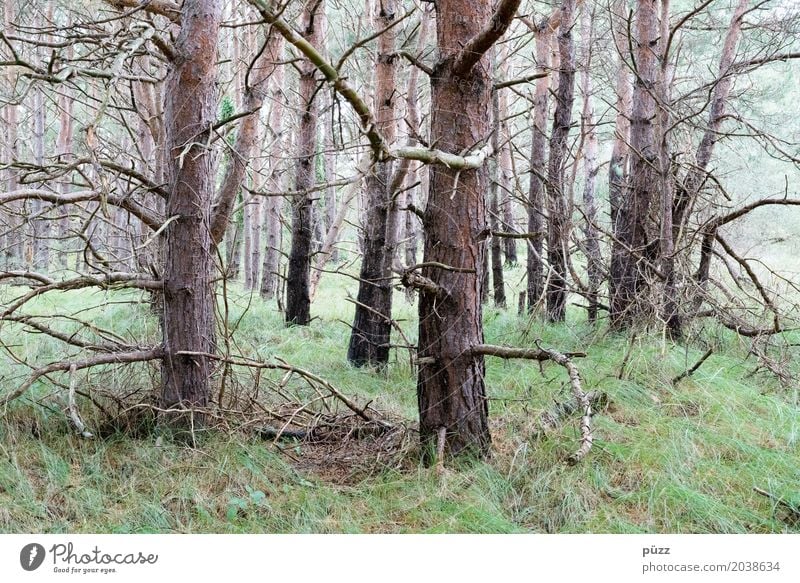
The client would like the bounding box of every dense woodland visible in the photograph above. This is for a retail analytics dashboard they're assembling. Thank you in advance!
[1,0,799,533]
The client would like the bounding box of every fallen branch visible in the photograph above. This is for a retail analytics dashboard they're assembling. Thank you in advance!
[532,391,607,440]
[176,351,389,427]
[754,487,800,524]
[473,343,594,464]
[0,348,165,410]
[672,348,713,385]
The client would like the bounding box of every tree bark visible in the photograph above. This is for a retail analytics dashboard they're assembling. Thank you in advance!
[610,0,659,329]
[285,0,323,326]
[489,88,506,308]
[608,0,632,227]
[160,0,221,416]
[526,18,555,312]
[580,3,601,323]
[656,0,681,339]
[347,0,398,367]
[260,36,286,300]
[415,0,521,458]
[544,0,576,323]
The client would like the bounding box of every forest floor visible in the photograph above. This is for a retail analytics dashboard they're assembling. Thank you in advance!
[1,264,799,533]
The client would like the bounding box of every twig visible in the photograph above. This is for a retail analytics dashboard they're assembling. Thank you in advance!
[672,348,713,385]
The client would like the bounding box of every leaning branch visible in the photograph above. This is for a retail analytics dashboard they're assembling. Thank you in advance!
[473,344,593,464]
[102,0,182,22]
[246,0,495,170]
[0,349,165,410]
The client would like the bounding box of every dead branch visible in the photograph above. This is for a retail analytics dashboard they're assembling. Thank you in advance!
[472,344,594,464]
[0,348,165,409]
[672,348,713,385]
[176,351,389,427]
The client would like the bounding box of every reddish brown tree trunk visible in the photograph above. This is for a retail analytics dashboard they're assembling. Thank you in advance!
[416,0,521,458]
[348,0,397,367]
[544,0,576,323]
[160,0,221,414]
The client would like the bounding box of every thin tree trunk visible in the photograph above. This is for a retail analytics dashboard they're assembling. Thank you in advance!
[527,19,555,312]
[608,0,632,227]
[496,47,517,266]
[490,88,506,308]
[2,0,20,270]
[160,0,222,416]
[685,0,750,295]
[347,0,398,367]
[656,0,681,339]
[260,36,286,300]
[31,85,49,271]
[580,3,601,323]
[285,0,323,326]
[544,0,577,323]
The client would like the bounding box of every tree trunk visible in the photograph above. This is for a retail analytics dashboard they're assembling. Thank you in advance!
[489,88,506,308]
[160,0,221,416]
[544,0,576,323]
[608,0,632,227]
[674,0,750,241]
[580,3,601,323]
[656,0,681,339]
[260,36,286,300]
[31,85,49,271]
[684,0,750,301]
[2,0,20,270]
[347,0,397,367]
[415,0,521,458]
[496,44,517,266]
[526,20,555,312]
[610,0,659,329]
[285,0,323,326]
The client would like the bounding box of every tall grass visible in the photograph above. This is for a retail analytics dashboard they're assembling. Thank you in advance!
[1,264,798,533]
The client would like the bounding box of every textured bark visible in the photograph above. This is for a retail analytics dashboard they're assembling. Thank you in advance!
[489,89,506,308]
[160,0,221,415]
[526,22,555,312]
[496,45,517,266]
[2,0,20,270]
[610,0,659,329]
[285,0,323,326]
[260,36,286,300]
[347,0,397,367]
[56,71,74,268]
[580,4,601,323]
[673,0,750,239]
[656,0,681,339]
[544,0,576,323]
[416,0,520,458]
[608,0,632,226]
[31,86,49,270]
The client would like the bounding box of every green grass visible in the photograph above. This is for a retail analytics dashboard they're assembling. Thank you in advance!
[1,263,799,533]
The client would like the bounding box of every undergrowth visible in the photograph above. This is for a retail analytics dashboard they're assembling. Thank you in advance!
[1,264,798,533]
